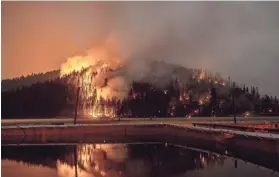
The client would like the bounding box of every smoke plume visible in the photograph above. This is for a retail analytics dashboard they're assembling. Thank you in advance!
[61,2,279,96]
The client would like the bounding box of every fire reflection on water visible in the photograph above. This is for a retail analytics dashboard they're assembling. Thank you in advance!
[3,143,272,177]
[56,144,128,177]
[56,144,227,177]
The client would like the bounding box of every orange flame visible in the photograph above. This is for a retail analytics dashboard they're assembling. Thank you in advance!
[60,44,126,119]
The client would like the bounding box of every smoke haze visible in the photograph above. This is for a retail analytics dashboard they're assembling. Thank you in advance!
[2,2,279,96]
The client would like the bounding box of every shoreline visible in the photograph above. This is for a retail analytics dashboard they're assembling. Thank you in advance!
[2,123,279,151]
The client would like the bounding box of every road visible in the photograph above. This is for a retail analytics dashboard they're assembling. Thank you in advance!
[2,116,279,126]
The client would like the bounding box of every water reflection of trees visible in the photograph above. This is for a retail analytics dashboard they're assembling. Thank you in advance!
[2,144,226,177]
[1,145,72,168]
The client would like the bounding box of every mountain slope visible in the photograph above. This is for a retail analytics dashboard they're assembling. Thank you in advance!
[1,70,60,92]
[2,61,279,118]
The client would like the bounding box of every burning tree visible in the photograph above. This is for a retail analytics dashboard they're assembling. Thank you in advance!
[60,44,129,119]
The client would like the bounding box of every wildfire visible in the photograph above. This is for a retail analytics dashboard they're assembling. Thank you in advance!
[199,72,205,80]
[60,55,95,77]
[60,44,128,119]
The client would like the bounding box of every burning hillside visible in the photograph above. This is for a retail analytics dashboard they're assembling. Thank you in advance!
[60,44,130,118]
[4,40,278,119]
[3,56,279,119]
[59,42,230,119]
[58,38,265,119]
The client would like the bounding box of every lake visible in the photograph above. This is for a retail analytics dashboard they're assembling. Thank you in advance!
[2,143,279,177]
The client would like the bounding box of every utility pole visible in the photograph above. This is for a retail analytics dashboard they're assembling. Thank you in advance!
[118,109,120,121]
[74,87,80,125]
[74,145,78,177]
[232,88,236,124]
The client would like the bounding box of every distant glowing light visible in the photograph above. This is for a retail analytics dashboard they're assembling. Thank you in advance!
[244,111,250,118]
[179,96,183,101]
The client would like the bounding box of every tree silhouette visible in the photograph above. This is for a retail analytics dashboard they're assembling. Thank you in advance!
[210,87,217,117]
[2,65,279,119]
[246,87,249,94]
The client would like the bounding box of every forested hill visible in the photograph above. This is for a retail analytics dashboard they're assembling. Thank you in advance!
[2,61,279,119]
[1,70,60,92]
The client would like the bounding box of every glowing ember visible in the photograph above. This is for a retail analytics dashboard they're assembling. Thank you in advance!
[244,111,251,118]
[199,72,205,80]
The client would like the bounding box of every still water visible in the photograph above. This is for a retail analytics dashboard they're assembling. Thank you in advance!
[2,143,278,177]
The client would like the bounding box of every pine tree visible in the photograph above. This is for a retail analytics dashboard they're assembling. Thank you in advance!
[246,87,249,93]
[210,87,217,117]
[256,93,260,99]
[232,81,236,88]
[189,92,193,103]
[252,87,255,96]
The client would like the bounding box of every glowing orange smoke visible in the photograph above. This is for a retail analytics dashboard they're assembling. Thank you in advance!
[60,55,94,77]
[59,43,128,119]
